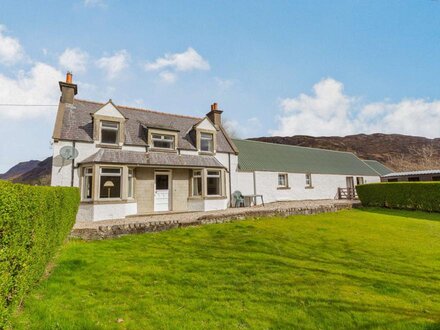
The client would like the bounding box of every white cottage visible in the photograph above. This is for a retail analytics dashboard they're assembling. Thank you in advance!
[51,73,383,221]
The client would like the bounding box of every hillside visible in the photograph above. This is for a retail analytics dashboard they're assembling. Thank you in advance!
[0,157,52,186]
[0,160,40,181]
[250,133,440,172]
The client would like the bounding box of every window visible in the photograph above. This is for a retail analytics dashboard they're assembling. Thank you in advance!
[356,177,364,185]
[408,177,420,182]
[278,173,288,188]
[99,168,121,199]
[152,134,175,149]
[433,176,440,181]
[200,133,214,152]
[82,167,93,200]
[128,169,134,198]
[305,173,313,188]
[101,121,119,144]
[207,170,221,195]
[192,170,202,196]
[387,178,398,182]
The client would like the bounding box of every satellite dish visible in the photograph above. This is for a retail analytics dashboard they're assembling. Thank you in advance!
[60,146,79,160]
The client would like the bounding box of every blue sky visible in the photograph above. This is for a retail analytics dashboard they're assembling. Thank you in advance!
[1,0,440,172]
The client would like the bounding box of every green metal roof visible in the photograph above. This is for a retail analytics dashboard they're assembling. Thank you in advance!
[233,139,380,176]
[362,160,393,176]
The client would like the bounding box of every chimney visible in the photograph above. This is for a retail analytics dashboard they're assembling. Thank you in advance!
[206,102,223,127]
[59,71,78,104]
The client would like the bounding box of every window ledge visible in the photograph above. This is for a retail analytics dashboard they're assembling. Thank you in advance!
[188,196,203,200]
[81,199,136,205]
[198,151,216,156]
[305,186,314,189]
[96,143,122,149]
[277,187,291,190]
[149,148,177,153]
[204,196,227,200]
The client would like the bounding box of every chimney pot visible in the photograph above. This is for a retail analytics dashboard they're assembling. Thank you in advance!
[66,71,73,84]
[206,102,223,127]
[59,71,78,104]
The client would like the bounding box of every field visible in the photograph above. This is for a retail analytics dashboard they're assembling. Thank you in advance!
[11,208,440,329]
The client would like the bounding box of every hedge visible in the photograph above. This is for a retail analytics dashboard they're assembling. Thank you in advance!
[0,180,79,327]
[356,182,440,212]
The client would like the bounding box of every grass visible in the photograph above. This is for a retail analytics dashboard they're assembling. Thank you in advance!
[11,208,440,329]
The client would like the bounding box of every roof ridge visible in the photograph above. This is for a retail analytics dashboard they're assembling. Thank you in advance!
[233,138,358,156]
[75,98,202,120]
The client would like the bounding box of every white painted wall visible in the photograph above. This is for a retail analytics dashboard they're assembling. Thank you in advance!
[94,102,125,118]
[76,202,137,222]
[187,198,228,212]
[51,141,97,187]
[195,118,216,131]
[234,171,380,204]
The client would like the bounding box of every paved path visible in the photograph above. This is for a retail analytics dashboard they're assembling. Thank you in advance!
[73,200,359,231]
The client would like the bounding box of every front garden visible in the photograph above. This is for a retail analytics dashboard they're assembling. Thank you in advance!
[11,208,440,329]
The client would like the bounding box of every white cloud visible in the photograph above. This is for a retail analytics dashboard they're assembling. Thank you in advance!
[0,25,25,65]
[83,0,107,8]
[59,48,88,73]
[0,62,63,120]
[145,48,210,72]
[96,50,130,78]
[145,48,209,83]
[159,71,177,83]
[272,78,440,138]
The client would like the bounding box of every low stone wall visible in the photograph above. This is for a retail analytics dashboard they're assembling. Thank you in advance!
[71,201,360,240]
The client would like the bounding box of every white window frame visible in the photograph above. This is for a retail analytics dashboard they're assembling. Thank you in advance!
[82,167,93,200]
[305,173,313,188]
[191,170,203,197]
[151,133,175,150]
[206,170,221,196]
[100,121,119,145]
[128,168,134,198]
[278,173,288,188]
[99,167,122,200]
[200,133,214,152]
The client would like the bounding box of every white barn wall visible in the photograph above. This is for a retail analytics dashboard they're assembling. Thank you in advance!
[234,171,380,204]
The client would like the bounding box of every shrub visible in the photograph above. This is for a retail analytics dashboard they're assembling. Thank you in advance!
[0,180,79,327]
[356,182,440,212]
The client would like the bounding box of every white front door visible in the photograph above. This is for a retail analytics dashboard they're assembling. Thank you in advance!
[154,172,170,212]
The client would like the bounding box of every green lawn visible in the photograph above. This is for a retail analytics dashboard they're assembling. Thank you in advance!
[11,208,440,330]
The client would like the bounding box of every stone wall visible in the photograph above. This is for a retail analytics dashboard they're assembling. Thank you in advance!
[71,201,359,240]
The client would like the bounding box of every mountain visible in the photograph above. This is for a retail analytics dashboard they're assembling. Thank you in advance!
[0,157,52,186]
[0,160,40,181]
[250,133,440,172]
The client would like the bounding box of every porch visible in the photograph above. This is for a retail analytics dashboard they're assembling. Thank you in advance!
[77,149,229,221]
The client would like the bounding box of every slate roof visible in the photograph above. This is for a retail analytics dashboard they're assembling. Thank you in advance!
[58,99,235,153]
[233,139,380,176]
[362,160,393,176]
[79,149,225,168]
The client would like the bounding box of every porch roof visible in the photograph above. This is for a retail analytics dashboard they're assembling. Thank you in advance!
[79,149,225,168]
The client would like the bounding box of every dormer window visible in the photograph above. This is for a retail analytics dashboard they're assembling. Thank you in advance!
[200,133,214,152]
[152,134,175,150]
[101,121,119,145]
